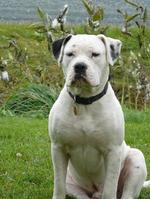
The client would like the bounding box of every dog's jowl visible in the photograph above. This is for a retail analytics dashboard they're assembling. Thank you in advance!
[48,34,149,199]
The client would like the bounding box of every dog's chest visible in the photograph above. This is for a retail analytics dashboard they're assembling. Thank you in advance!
[55,109,108,179]
[53,105,114,151]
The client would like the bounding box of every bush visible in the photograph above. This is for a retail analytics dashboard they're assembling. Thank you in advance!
[1,84,59,118]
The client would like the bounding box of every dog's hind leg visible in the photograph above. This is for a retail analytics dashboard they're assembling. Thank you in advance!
[118,148,147,199]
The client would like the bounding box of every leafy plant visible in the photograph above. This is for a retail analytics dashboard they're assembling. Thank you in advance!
[113,49,150,109]
[117,0,148,48]
[31,5,70,52]
[54,4,69,32]
[82,0,108,34]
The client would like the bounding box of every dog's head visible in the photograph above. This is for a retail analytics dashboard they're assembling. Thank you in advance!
[52,34,122,96]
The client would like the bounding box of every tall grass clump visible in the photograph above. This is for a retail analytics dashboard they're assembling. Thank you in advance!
[1,84,59,118]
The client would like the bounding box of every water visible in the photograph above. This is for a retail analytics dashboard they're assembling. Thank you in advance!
[0,0,149,24]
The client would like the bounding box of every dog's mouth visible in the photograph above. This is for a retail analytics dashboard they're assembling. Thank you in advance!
[71,74,88,85]
[66,71,100,90]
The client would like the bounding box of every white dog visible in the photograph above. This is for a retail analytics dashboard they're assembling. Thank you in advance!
[48,34,150,199]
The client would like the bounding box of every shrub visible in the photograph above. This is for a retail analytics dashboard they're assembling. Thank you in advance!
[1,84,59,118]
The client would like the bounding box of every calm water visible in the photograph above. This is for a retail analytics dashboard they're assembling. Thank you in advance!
[0,0,149,24]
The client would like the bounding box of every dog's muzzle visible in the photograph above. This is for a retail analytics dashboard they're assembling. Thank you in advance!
[74,62,87,81]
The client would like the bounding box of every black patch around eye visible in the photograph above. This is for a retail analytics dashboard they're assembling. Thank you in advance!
[66,52,74,57]
[92,52,100,57]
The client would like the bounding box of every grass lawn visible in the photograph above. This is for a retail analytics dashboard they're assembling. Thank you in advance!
[0,109,150,199]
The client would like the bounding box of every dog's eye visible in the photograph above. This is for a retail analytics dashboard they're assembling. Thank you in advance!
[66,52,74,57]
[92,52,100,57]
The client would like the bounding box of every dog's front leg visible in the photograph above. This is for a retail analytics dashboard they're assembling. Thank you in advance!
[102,146,122,199]
[51,143,68,199]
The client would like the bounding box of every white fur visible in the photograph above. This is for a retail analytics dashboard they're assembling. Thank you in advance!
[49,34,148,199]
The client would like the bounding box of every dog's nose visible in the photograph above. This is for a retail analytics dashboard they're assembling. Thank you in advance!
[74,63,87,74]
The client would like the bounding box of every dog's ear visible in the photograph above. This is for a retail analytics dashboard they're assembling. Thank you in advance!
[97,34,122,66]
[52,35,72,61]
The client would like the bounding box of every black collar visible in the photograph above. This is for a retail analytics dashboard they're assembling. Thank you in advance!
[68,81,109,105]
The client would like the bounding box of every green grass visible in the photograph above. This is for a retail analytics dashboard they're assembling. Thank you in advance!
[0,109,150,199]
[0,117,53,199]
